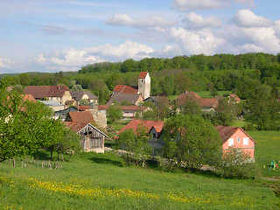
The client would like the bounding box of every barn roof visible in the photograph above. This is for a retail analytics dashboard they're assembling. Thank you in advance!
[69,111,94,124]
[64,122,108,138]
[118,119,164,135]
[113,85,138,94]
[139,72,148,79]
[215,126,255,143]
[24,85,69,99]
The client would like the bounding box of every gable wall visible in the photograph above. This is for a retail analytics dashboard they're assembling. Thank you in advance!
[222,128,255,159]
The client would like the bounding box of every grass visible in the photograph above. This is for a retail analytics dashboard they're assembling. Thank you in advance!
[168,91,232,101]
[197,91,231,98]
[249,130,280,177]
[0,151,280,209]
[110,120,131,131]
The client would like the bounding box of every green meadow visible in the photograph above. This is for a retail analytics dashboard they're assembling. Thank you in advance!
[0,130,279,210]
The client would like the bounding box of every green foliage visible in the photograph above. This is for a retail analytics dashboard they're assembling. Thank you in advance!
[244,84,280,130]
[216,148,256,179]
[163,115,222,169]
[117,126,152,166]
[0,84,80,162]
[107,105,123,124]
[203,98,241,126]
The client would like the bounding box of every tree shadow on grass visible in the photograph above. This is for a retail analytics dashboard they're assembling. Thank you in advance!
[88,156,124,167]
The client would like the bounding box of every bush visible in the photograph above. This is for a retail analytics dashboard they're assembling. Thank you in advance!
[216,148,256,179]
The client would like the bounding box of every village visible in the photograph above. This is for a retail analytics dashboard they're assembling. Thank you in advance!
[21,72,255,162]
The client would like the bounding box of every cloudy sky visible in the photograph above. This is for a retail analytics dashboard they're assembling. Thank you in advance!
[0,0,280,73]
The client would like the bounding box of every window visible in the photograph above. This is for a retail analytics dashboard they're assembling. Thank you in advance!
[237,137,241,143]
[228,138,234,146]
[243,137,249,145]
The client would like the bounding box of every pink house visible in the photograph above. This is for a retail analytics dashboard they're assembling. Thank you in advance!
[216,126,255,160]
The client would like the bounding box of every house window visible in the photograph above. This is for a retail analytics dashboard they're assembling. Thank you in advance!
[243,137,249,145]
[228,138,234,146]
[237,137,241,143]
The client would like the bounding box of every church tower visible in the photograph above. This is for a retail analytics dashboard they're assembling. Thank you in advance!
[138,72,151,100]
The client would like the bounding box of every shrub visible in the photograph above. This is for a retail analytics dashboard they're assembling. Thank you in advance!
[216,148,256,179]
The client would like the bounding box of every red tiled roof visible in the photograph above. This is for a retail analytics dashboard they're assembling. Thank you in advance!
[23,94,36,102]
[64,122,88,132]
[229,94,241,102]
[118,119,164,135]
[215,126,255,143]
[199,98,219,108]
[78,105,91,111]
[139,72,148,79]
[177,91,218,109]
[24,85,69,99]
[98,105,109,110]
[69,111,94,124]
[113,85,138,94]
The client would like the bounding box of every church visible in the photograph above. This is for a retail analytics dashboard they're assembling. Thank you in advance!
[107,72,151,106]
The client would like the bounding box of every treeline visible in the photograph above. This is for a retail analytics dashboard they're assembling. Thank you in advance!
[79,53,280,73]
[1,53,280,104]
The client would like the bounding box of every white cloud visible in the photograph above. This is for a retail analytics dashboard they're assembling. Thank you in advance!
[173,0,255,11]
[238,26,280,53]
[0,57,13,69]
[34,41,154,72]
[87,41,154,60]
[36,49,105,71]
[183,12,222,29]
[174,0,225,11]
[234,9,271,27]
[170,27,225,55]
[107,13,175,28]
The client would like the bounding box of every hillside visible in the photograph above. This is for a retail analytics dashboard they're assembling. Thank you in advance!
[1,133,280,210]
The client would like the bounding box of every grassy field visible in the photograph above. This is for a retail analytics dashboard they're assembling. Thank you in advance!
[0,152,279,210]
[168,91,232,101]
[0,130,279,209]
[249,131,280,177]
[197,91,231,98]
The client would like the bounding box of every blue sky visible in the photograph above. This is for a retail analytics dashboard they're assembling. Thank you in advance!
[0,0,280,73]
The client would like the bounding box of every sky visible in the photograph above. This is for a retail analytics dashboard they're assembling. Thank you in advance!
[0,0,280,73]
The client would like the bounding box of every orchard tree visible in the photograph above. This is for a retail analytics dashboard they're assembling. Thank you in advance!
[163,115,222,169]
[107,105,122,124]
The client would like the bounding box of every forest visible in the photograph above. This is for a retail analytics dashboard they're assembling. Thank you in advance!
[1,53,280,105]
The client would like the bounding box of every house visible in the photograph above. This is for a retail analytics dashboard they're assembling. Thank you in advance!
[71,90,98,105]
[107,93,144,106]
[228,94,241,104]
[54,107,78,120]
[24,85,72,105]
[40,100,65,112]
[177,91,219,112]
[65,122,108,153]
[216,126,255,161]
[65,110,108,153]
[118,119,164,155]
[99,105,143,119]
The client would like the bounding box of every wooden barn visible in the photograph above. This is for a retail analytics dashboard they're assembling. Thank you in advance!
[65,122,108,153]
[65,111,108,153]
